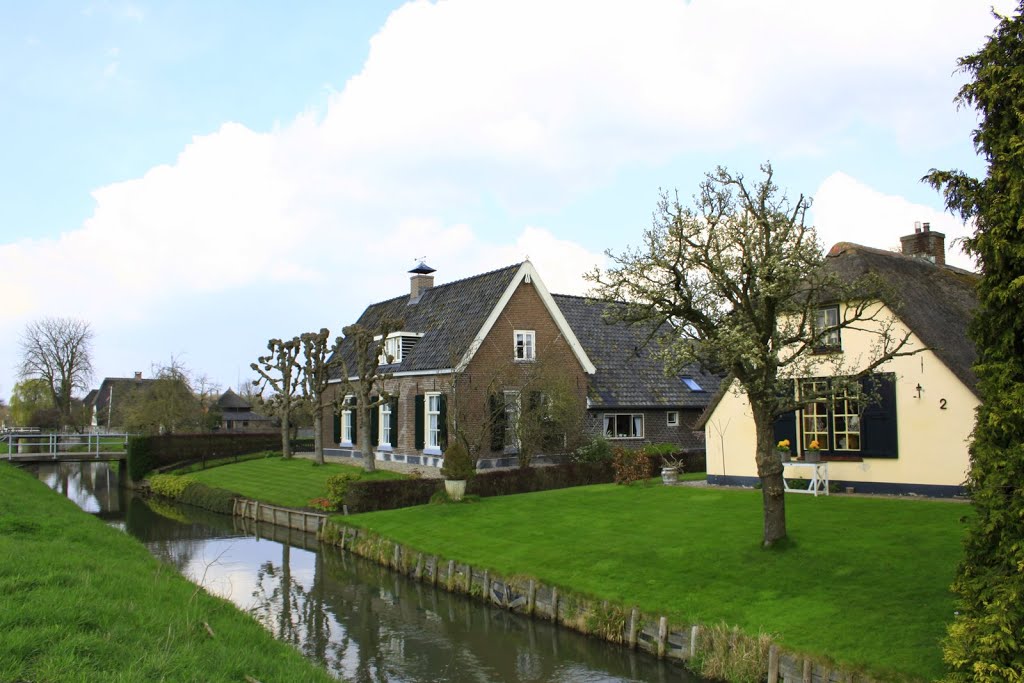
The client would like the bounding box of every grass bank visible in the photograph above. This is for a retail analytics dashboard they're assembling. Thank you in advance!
[0,463,335,683]
[185,455,404,508]
[340,483,967,680]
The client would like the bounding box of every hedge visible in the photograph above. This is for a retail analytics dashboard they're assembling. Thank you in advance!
[147,473,238,515]
[127,433,286,478]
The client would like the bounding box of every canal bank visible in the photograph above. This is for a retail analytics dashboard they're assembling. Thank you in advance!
[319,520,878,683]
[0,462,336,683]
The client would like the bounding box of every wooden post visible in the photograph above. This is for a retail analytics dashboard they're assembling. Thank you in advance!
[802,658,812,683]
[393,544,401,570]
[767,645,779,683]
[465,566,472,594]
[447,560,455,591]
[690,625,699,659]
[551,588,559,623]
[657,617,667,658]
[527,580,536,616]
[482,570,490,602]
[628,608,639,649]
[415,554,424,580]
[340,526,348,549]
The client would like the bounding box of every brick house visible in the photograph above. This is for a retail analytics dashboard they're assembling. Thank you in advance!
[322,261,720,469]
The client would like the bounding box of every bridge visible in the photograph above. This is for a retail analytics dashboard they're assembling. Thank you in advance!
[3,432,129,463]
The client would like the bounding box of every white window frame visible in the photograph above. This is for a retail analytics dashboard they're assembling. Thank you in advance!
[377,401,393,451]
[604,413,644,439]
[666,411,679,427]
[504,390,521,451]
[341,395,354,446]
[514,330,536,361]
[425,392,443,455]
[814,305,841,351]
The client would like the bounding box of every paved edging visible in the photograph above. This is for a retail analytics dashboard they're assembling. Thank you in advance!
[319,520,881,683]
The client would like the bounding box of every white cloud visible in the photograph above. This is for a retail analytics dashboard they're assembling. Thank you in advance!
[812,172,975,270]
[0,0,1005,387]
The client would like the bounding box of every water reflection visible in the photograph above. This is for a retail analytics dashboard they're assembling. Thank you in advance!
[29,461,123,517]
[35,463,701,683]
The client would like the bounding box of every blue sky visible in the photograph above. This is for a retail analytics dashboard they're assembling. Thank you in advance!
[0,0,1010,400]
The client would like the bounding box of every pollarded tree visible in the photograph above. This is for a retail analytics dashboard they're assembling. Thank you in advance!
[18,317,94,424]
[924,4,1024,678]
[337,317,403,473]
[251,337,302,459]
[299,328,342,465]
[589,164,918,547]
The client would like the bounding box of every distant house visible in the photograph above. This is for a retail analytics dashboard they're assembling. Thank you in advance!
[216,389,273,432]
[322,261,720,469]
[87,372,159,430]
[699,225,979,497]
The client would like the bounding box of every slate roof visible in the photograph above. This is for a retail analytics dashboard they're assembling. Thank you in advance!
[221,410,271,423]
[825,242,979,393]
[331,264,522,377]
[217,388,252,411]
[553,294,723,409]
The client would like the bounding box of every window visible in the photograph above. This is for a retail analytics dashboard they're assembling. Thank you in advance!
[341,396,354,445]
[681,377,703,392]
[832,387,861,451]
[814,306,841,351]
[514,330,535,361]
[379,401,392,448]
[426,392,442,450]
[800,379,831,450]
[504,390,520,449]
[667,411,679,427]
[375,331,424,365]
[604,413,644,439]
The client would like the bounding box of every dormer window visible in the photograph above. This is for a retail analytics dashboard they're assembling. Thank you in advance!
[814,306,841,352]
[376,331,424,365]
[514,330,535,361]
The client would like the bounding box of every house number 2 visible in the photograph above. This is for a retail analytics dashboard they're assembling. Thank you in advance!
[939,399,948,410]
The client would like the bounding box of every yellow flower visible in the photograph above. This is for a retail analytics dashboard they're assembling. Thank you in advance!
[809,440,821,450]
[776,439,790,449]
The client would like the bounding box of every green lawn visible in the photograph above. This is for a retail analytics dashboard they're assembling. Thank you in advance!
[342,483,968,680]
[186,456,405,508]
[0,463,334,683]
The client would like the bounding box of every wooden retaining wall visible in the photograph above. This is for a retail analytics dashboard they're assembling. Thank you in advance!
[233,498,325,534]
[320,521,880,683]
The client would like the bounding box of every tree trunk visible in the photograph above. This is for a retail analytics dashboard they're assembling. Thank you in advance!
[281,407,292,459]
[360,402,375,472]
[752,404,787,546]
[312,408,324,465]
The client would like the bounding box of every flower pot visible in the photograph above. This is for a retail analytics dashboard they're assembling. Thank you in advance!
[661,467,679,485]
[444,479,467,501]
[804,450,821,463]
[777,450,791,463]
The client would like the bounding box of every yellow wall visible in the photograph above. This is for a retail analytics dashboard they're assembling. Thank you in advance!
[704,302,977,491]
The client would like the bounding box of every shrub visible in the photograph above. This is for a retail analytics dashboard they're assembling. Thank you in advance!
[468,461,614,497]
[177,482,236,515]
[127,437,156,481]
[344,479,444,513]
[149,474,195,498]
[571,436,613,463]
[325,472,360,510]
[612,447,653,485]
[439,441,476,480]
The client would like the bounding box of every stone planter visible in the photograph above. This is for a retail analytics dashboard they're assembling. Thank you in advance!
[804,450,821,463]
[444,479,467,501]
[777,449,791,463]
[661,467,679,485]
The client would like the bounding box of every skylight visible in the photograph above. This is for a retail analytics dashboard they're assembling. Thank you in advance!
[682,377,703,392]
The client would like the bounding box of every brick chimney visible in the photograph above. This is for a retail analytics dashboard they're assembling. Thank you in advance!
[134,371,143,380]
[900,221,945,265]
[408,261,436,303]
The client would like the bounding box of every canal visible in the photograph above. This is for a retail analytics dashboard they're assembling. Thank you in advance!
[31,461,700,683]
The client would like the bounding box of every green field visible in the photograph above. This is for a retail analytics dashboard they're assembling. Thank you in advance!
[341,483,968,680]
[185,455,405,508]
[0,463,334,683]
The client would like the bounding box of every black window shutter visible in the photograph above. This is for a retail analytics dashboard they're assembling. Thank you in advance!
[370,397,379,447]
[389,396,398,447]
[414,395,425,450]
[489,394,505,451]
[439,394,448,450]
[773,409,798,450]
[351,405,358,445]
[332,412,341,444]
[860,373,898,458]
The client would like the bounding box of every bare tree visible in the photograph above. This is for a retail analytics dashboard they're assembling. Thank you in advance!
[589,164,920,546]
[18,317,94,425]
[251,337,302,459]
[299,328,341,465]
[337,317,403,472]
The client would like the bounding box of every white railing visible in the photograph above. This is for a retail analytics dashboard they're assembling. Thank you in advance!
[3,432,131,460]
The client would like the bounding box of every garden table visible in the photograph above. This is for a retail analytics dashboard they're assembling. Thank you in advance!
[782,461,829,496]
